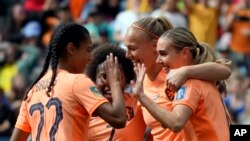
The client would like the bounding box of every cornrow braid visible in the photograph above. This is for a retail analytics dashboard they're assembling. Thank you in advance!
[45,23,71,96]
[23,47,52,100]
[24,23,90,100]
[46,44,59,96]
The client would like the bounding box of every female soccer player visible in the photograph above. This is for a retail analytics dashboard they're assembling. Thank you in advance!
[10,23,127,141]
[86,44,148,141]
[132,27,230,141]
[124,17,231,140]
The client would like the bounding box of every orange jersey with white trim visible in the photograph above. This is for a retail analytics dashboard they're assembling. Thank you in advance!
[15,69,108,141]
[173,79,230,141]
[141,70,187,141]
[88,93,146,141]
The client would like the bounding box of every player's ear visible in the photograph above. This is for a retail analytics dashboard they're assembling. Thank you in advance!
[152,39,158,54]
[66,42,74,56]
[182,47,191,56]
[152,39,158,49]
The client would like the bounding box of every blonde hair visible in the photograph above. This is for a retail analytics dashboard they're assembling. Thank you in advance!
[160,27,232,66]
[131,16,173,40]
[161,27,233,125]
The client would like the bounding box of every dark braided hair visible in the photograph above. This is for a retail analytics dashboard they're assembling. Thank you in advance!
[85,43,135,84]
[24,23,90,100]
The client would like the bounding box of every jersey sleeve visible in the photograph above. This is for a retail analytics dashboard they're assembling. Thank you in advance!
[15,100,31,132]
[172,79,201,113]
[73,75,108,116]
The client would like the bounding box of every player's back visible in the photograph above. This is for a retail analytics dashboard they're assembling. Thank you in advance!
[198,80,230,141]
[17,69,108,141]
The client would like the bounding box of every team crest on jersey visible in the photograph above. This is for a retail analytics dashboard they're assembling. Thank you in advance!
[175,86,186,100]
[90,86,103,97]
[126,106,134,121]
[165,87,175,100]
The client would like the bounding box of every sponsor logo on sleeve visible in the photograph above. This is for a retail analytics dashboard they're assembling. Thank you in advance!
[175,86,186,100]
[90,86,103,97]
[126,106,134,121]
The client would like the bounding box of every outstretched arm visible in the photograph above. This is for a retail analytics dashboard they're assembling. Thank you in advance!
[136,93,192,132]
[131,63,192,132]
[185,62,231,80]
[166,61,231,90]
[10,128,30,141]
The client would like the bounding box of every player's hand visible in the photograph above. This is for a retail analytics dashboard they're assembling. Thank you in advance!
[131,63,146,98]
[104,53,121,85]
[166,67,188,91]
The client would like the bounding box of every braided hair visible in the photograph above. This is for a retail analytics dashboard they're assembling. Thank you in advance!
[24,23,90,100]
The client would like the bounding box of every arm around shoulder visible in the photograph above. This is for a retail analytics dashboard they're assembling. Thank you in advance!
[185,61,231,81]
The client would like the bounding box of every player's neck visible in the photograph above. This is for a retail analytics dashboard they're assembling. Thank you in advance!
[146,64,162,81]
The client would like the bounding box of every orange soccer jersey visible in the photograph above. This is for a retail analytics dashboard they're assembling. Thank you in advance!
[15,69,108,141]
[172,79,230,141]
[88,93,146,141]
[142,69,186,141]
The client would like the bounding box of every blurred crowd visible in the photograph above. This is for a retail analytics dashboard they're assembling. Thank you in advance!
[0,0,249,140]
